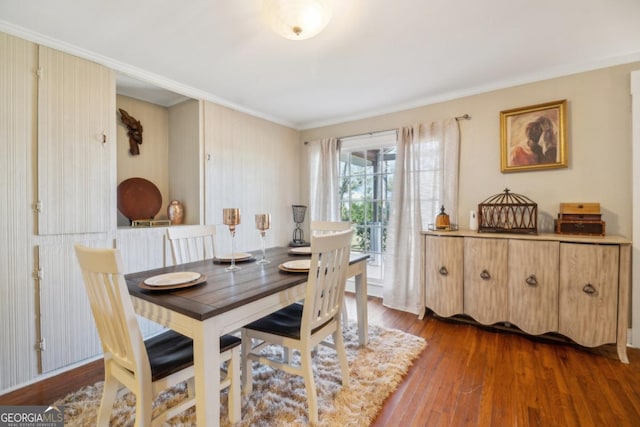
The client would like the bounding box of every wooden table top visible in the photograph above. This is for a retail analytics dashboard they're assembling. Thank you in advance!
[125,247,368,321]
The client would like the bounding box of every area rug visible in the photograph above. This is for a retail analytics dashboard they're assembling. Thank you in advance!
[54,324,426,426]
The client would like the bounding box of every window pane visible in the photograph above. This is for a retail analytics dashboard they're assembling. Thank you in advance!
[351,201,366,224]
[363,151,375,175]
[364,175,374,199]
[385,175,394,200]
[352,224,367,251]
[350,177,365,200]
[350,151,367,175]
[340,202,350,222]
[339,132,396,284]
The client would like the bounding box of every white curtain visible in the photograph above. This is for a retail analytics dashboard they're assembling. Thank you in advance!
[308,137,341,222]
[383,119,460,314]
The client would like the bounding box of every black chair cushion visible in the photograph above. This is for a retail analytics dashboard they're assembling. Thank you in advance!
[145,330,241,382]
[220,333,242,353]
[245,303,332,340]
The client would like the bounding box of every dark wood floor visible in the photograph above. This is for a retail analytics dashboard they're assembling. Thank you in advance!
[2,295,640,426]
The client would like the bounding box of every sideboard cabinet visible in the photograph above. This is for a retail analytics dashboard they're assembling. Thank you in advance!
[421,230,631,363]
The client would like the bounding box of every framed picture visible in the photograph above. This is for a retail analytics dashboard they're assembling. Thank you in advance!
[500,99,567,172]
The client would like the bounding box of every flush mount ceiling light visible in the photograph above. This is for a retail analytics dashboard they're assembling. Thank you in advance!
[263,0,332,40]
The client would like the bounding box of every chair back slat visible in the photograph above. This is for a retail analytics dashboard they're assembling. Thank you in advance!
[303,230,353,332]
[167,225,217,265]
[74,245,147,375]
[310,221,351,236]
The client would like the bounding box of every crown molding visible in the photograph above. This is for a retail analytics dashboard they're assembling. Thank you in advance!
[299,50,640,130]
[0,20,299,130]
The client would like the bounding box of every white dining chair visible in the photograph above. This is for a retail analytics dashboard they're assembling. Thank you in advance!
[74,244,241,426]
[311,220,352,325]
[241,230,353,424]
[166,224,217,265]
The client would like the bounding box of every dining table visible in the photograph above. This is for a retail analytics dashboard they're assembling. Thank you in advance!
[125,246,369,427]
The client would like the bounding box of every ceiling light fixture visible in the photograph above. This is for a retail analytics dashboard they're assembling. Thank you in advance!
[263,0,332,41]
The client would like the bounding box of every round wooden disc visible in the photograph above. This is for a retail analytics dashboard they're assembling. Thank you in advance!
[117,177,162,221]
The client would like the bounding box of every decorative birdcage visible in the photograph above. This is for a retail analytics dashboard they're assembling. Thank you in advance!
[478,189,537,234]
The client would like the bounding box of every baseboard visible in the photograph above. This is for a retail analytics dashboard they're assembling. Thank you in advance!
[0,355,102,398]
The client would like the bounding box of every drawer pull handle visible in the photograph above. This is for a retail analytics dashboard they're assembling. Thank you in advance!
[439,266,448,276]
[480,269,491,280]
[583,283,597,295]
[526,274,538,286]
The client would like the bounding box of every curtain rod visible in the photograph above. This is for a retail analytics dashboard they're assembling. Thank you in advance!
[304,128,398,145]
[304,116,470,144]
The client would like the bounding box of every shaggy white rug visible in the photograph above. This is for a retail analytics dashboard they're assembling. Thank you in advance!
[54,324,426,426]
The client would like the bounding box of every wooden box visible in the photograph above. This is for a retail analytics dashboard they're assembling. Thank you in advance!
[555,219,605,236]
[559,203,600,215]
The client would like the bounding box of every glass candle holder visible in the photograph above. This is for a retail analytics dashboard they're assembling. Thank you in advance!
[223,208,241,272]
[255,213,271,264]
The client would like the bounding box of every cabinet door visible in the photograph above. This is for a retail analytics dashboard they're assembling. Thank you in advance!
[37,46,115,235]
[38,242,103,373]
[424,235,464,317]
[508,240,559,335]
[0,33,38,390]
[559,243,618,346]
[464,237,508,324]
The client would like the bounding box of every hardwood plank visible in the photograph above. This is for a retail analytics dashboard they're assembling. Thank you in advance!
[0,359,103,405]
[2,295,640,427]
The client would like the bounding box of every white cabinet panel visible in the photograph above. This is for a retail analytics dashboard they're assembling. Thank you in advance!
[38,242,104,373]
[116,227,169,273]
[37,46,115,235]
[115,227,169,338]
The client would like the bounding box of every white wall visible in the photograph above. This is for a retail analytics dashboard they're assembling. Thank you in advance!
[168,99,202,226]
[301,62,640,238]
[203,102,302,254]
[631,70,640,346]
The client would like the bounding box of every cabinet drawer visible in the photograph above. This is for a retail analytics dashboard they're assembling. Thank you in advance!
[559,243,618,346]
[463,237,508,325]
[423,236,464,317]
[508,240,559,335]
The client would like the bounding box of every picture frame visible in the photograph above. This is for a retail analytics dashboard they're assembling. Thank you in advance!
[500,99,567,172]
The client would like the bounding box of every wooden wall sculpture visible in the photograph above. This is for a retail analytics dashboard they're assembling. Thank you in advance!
[119,108,143,155]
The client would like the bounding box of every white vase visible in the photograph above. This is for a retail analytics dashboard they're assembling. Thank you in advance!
[469,210,478,231]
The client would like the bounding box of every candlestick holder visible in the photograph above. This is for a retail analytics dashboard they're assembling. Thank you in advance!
[290,205,308,247]
[223,208,241,272]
